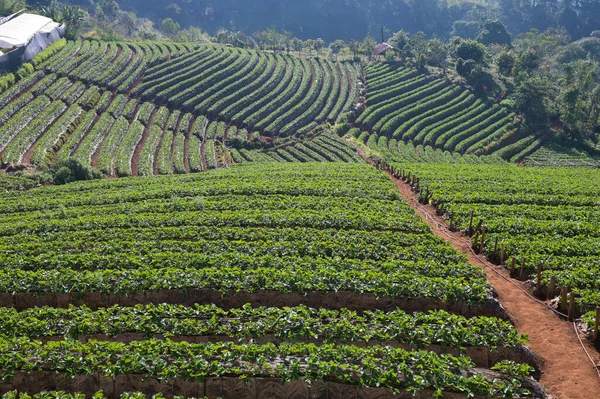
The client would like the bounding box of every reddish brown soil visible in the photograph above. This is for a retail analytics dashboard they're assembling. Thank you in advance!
[380,166,600,399]
[131,108,157,176]
[183,116,195,173]
[90,94,117,168]
[20,106,69,165]
[153,123,169,175]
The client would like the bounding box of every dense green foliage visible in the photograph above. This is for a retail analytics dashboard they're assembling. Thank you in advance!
[1,304,525,350]
[0,339,535,397]
[394,162,600,313]
[0,40,359,176]
[0,163,541,397]
[52,0,600,43]
[0,163,490,302]
[349,129,507,165]
[353,64,522,159]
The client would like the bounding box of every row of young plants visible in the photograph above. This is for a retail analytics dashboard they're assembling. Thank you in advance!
[350,129,505,165]
[0,339,536,398]
[0,95,50,155]
[2,100,66,164]
[0,304,524,351]
[231,134,359,164]
[0,163,489,304]
[184,50,257,111]
[0,162,544,396]
[357,62,517,157]
[157,48,241,106]
[135,46,227,99]
[132,45,356,138]
[525,144,600,168]
[393,162,600,312]
[29,104,84,166]
[42,40,197,93]
[189,52,265,114]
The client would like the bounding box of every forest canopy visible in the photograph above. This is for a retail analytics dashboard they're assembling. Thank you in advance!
[21,0,600,42]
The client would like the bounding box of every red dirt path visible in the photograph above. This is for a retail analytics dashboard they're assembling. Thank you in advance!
[382,166,600,399]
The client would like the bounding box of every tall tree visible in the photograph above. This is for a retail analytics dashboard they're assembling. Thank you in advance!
[561,60,600,140]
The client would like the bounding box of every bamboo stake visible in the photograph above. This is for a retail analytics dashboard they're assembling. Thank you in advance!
[510,257,516,275]
[479,227,486,254]
[568,292,578,321]
[560,287,569,313]
[519,257,526,280]
[536,264,543,292]
[547,276,556,301]
[594,308,600,343]
[468,211,474,237]
[500,244,505,266]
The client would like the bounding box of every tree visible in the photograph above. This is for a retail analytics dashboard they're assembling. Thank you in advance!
[559,7,581,39]
[426,38,448,72]
[560,60,600,140]
[512,76,551,129]
[389,30,409,50]
[314,38,325,56]
[119,11,137,37]
[409,31,427,70]
[456,39,486,64]
[451,20,479,39]
[513,49,540,76]
[497,51,516,76]
[348,39,360,59]
[161,17,180,35]
[361,35,377,61]
[176,27,210,43]
[329,40,345,61]
[99,0,119,18]
[304,39,314,56]
[40,0,62,22]
[61,5,86,39]
[0,0,25,15]
[291,38,303,56]
[389,30,410,62]
[477,20,512,47]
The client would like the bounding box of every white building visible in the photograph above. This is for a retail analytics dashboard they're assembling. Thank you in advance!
[0,11,64,68]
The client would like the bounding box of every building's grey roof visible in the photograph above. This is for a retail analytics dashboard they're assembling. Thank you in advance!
[374,42,399,56]
[0,13,60,49]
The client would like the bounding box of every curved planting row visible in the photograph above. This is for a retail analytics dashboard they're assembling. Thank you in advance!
[41,40,197,93]
[357,63,518,157]
[136,46,357,137]
[349,128,506,165]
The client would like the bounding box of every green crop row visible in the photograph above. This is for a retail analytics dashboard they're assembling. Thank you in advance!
[394,162,600,311]
[0,339,534,397]
[1,304,524,350]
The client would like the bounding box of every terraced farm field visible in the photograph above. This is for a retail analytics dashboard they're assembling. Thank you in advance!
[348,128,508,165]
[390,162,600,321]
[355,63,547,161]
[0,40,359,176]
[0,163,546,398]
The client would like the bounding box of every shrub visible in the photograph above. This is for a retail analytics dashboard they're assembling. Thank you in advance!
[51,158,104,185]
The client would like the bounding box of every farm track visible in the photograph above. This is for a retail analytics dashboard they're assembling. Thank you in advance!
[370,156,600,399]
